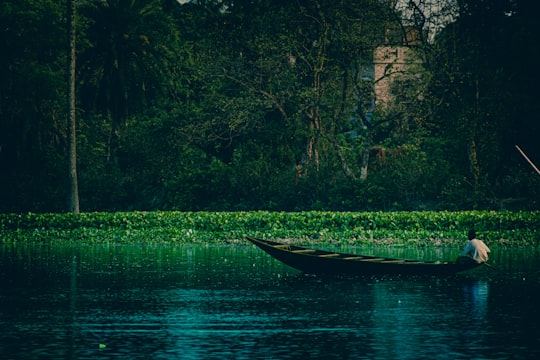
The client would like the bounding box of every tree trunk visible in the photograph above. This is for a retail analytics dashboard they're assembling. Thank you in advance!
[359,131,372,180]
[67,0,79,213]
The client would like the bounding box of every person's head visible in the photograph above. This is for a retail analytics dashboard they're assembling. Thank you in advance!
[468,229,476,240]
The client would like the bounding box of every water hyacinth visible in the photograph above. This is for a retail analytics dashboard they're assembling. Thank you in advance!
[0,210,538,247]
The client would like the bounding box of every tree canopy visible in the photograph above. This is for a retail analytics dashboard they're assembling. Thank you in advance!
[0,0,538,212]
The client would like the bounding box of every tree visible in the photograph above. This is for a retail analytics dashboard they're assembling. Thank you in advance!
[67,0,80,213]
[0,0,68,212]
[188,0,393,176]
[78,0,179,162]
[424,0,540,208]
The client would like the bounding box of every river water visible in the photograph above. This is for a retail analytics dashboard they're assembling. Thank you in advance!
[1,243,539,359]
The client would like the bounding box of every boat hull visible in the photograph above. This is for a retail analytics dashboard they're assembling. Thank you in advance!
[247,237,482,276]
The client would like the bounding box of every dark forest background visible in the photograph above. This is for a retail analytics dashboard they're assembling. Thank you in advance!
[1,0,539,213]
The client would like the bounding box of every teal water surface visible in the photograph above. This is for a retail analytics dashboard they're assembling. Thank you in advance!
[1,243,539,359]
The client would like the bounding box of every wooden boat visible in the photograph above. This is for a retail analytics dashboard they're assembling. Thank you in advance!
[246,236,483,276]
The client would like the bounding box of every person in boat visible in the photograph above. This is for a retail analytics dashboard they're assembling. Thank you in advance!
[462,229,491,263]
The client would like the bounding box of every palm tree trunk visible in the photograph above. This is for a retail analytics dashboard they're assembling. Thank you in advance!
[67,0,79,213]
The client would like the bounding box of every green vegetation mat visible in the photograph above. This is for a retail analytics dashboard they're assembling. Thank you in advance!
[1,211,538,247]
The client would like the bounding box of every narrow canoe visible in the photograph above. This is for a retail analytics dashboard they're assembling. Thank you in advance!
[246,236,482,276]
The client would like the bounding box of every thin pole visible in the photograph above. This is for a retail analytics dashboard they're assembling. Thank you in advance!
[515,145,540,176]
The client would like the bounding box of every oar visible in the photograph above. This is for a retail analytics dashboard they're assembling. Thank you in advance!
[482,261,502,272]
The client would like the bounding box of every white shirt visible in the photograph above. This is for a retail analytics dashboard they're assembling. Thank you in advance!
[462,238,491,263]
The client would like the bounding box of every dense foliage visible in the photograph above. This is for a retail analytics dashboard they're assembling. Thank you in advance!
[1,211,538,247]
[0,0,539,213]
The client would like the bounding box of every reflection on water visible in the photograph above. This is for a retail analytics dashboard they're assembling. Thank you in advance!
[1,243,539,359]
[463,280,488,320]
